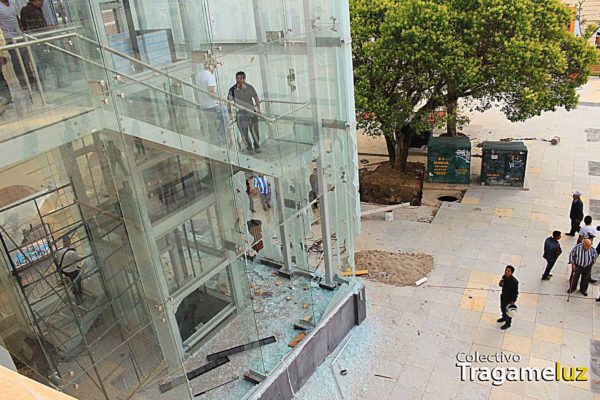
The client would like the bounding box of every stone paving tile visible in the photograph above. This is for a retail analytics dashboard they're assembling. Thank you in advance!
[299,84,600,400]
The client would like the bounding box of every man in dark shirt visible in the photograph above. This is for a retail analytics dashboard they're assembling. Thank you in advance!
[497,265,519,330]
[20,0,47,32]
[567,191,584,236]
[227,71,261,153]
[542,231,562,280]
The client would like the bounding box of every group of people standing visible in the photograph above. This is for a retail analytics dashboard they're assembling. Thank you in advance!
[541,191,599,298]
[499,191,600,331]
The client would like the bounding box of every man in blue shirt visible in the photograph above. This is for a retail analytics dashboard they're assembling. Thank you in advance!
[253,174,271,211]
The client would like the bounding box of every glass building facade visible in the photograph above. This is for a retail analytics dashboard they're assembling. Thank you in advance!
[0,0,358,399]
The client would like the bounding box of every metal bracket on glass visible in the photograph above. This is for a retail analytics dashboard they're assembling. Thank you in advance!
[266,31,285,43]
[315,36,343,47]
[322,119,349,130]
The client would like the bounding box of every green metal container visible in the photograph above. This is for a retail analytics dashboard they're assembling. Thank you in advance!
[481,141,528,187]
[427,136,472,184]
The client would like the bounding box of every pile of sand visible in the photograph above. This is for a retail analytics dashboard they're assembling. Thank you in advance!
[354,250,433,286]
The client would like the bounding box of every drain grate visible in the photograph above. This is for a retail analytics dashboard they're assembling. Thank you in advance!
[589,161,600,176]
[590,200,600,219]
[586,128,600,142]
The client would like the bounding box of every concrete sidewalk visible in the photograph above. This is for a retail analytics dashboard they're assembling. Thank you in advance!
[297,83,600,400]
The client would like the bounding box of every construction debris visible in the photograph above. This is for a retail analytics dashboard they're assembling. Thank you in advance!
[415,277,428,287]
[244,370,267,385]
[341,269,369,277]
[294,320,316,331]
[159,357,230,393]
[288,332,307,348]
[206,336,276,361]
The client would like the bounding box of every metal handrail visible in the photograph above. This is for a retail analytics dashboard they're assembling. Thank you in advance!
[73,33,271,121]
[10,31,312,125]
[0,33,77,51]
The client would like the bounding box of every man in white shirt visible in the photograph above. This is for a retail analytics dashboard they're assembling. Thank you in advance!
[55,236,84,303]
[578,215,596,244]
[196,62,225,145]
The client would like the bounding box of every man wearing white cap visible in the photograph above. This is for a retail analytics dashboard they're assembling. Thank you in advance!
[566,191,584,237]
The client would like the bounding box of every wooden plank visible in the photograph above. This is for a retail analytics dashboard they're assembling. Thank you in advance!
[341,269,368,277]
[360,203,410,217]
[288,332,307,348]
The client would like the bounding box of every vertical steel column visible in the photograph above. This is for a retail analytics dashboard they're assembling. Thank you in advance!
[303,2,335,286]
[274,177,293,275]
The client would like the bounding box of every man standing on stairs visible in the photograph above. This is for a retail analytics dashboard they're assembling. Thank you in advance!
[566,191,584,237]
[196,61,225,145]
[0,27,11,113]
[0,0,35,91]
[254,174,272,211]
[228,71,262,153]
[55,236,84,304]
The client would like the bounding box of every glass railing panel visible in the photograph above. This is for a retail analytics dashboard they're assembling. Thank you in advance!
[0,32,105,149]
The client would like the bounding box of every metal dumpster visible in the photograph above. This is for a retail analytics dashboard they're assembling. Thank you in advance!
[427,136,472,184]
[481,141,528,187]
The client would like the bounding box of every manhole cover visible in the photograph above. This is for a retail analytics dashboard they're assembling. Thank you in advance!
[438,196,458,202]
[589,161,600,176]
[586,128,600,142]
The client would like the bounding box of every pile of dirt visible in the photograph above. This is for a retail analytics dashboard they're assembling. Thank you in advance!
[359,162,424,205]
[354,250,433,286]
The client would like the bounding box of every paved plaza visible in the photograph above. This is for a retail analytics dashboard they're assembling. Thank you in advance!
[298,78,600,400]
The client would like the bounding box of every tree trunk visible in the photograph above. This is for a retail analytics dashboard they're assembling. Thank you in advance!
[384,135,396,165]
[391,125,414,172]
[446,98,458,137]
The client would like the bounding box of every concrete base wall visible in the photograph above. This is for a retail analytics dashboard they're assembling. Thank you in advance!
[247,283,366,400]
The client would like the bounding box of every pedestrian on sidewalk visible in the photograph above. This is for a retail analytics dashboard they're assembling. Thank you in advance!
[566,191,584,236]
[567,239,598,296]
[498,265,519,330]
[542,231,562,280]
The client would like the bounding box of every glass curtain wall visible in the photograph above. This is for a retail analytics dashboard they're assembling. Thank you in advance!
[0,0,358,399]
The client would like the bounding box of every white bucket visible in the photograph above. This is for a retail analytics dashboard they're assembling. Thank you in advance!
[384,211,394,222]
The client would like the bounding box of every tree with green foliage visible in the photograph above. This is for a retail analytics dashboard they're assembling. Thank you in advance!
[351,0,597,171]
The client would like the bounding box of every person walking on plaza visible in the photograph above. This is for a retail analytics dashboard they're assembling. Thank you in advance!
[497,265,519,330]
[253,174,271,211]
[567,238,598,296]
[227,71,261,153]
[542,231,562,280]
[566,191,584,236]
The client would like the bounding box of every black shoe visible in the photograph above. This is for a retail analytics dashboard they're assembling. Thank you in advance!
[497,317,506,323]
[548,274,553,277]
[596,298,600,302]
[581,291,588,296]
[590,279,598,283]
[565,233,575,237]
[541,276,550,280]
[500,323,511,330]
